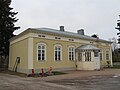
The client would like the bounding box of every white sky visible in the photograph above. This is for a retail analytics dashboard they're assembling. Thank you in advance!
[11,0,120,40]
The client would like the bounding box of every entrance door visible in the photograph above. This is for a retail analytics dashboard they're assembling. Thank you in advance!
[94,52,100,70]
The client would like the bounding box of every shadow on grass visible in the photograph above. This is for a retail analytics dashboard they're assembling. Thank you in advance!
[52,71,66,75]
[110,65,120,69]
[0,70,67,77]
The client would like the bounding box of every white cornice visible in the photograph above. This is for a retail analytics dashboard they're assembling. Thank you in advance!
[10,32,111,47]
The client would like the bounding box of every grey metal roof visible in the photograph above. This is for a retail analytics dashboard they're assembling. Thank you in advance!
[76,45,100,50]
[31,28,111,43]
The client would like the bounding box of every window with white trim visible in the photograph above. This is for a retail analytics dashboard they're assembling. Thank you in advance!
[85,52,91,61]
[69,39,74,41]
[37,43,46,61]
[106,49,110,60]
[68,47,75,61]
[78,52,82,61]
[94,51,99,57]
[99,49,102,61]
[55,37,61,40]
[54,45,62,61]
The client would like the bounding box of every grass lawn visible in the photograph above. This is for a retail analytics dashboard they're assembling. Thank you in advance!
[52,71,66,75]
[0,70,66,77]
[110,65,120,69]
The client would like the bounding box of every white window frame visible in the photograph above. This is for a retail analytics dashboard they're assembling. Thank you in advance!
[106,49,110,61]
[94,51,99,57]
[54,44,62,61]
[85,51,91,61]
[68,46,75,61]
[99,49,103,61]
[37,43,46,61]
[78,52,82,61]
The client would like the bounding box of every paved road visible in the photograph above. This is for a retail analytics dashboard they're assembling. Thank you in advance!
[0,69,120,90]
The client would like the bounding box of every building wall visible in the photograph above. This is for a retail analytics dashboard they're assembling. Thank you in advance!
[98,45,112,67]
[9,38,28,71]
[9,31,112,74]
[33,37,82,70]
[33,36,112,70]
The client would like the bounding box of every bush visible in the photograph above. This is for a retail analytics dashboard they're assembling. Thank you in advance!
[112,56,120,62]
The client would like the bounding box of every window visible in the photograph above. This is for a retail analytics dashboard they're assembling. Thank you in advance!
[85,52,91,61]
[90,42,94,44]
[99,49,102,61]
[37,43,46,61]
[78,52,82,61]
[68,47,75,61]
[38,35,45,38]
[55,37,61,40]
[54,45,62,61]
[94,51,98,57]
[106,49,109,60]
[69,39,74,41]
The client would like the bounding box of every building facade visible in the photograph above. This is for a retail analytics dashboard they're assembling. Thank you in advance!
[9,27,112,74]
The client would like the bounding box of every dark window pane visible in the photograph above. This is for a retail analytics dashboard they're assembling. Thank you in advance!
[38,56,41,60]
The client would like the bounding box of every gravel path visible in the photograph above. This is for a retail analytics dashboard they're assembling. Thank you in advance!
[0,69,120,90]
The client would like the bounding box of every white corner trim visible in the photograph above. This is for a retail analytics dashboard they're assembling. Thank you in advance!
[28,37,33,69]
[10,33,34,45]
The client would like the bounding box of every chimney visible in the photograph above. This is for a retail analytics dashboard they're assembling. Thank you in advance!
[77,29,84,35]
[60,26,64,31]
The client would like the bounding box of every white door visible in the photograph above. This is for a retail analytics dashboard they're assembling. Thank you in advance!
[94,52,100,70]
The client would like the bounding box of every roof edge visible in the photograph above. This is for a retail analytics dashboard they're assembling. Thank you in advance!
[9,28,31,42]
[9,28,112,44]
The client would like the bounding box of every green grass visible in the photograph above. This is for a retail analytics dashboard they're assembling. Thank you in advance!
[52,71,66,75]
[110,65,120,69]
[0,70,66,77]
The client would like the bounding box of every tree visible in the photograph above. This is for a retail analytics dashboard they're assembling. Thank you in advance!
[115,15,120,52]
[0,0,20,69]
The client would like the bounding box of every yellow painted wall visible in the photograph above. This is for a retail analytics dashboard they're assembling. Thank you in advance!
[77,62,95,70]
[33,38,82,69]
[9,38,28,69]
[9,31,112,71]
[93,44,112,66]
[98,45,112,66]
[33,37,112,69]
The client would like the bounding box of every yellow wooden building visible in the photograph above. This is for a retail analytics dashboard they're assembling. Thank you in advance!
[9,26,112,74]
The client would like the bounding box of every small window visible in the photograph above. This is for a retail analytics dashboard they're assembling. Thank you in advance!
[54,45,62,61]
[69,39,74,41]
[55,37,61,40]
[78,52,82,61]
[99,49,102,61]
[37,43,46,61]
[68,47,75,61]
[106,49,110,60]
[94,51,98,57]
[85,52,91,61]
[90,42,94,44]
[38,35,46,38]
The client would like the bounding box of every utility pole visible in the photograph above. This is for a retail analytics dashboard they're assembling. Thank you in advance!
[115,15,120,53]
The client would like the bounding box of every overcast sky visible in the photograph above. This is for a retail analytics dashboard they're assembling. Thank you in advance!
[11,0,120,40]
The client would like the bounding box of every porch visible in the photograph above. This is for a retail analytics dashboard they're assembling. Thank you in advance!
[76,45,100,70]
